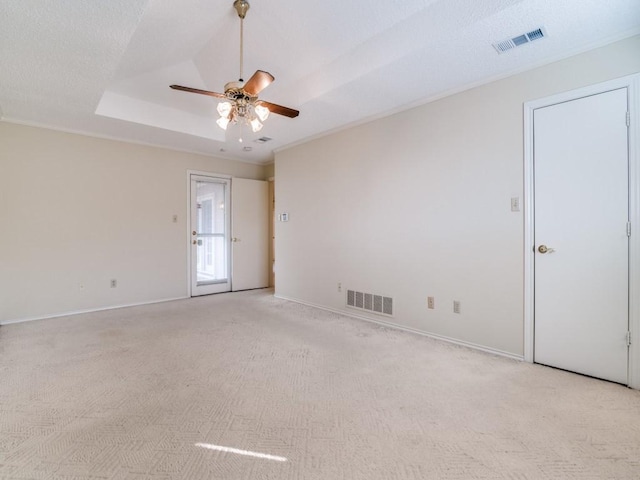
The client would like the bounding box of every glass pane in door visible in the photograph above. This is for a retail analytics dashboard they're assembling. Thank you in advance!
[196,180,228,284]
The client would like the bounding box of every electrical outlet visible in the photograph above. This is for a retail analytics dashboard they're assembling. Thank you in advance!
[453,300,461,314]
[337,282,342,293]
[427,296,435,309]
[511,197,520,212]
[110,279,117,288]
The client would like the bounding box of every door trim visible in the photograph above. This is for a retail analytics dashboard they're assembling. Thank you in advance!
[523,73,640,389]
[186,170,232,297]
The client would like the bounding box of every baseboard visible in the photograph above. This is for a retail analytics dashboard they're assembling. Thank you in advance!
[1,296,189,326]
[274,294,524,362]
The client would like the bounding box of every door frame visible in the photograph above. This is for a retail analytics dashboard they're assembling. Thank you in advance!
[523,73,640,389]
[268,177,275,288]
[186,170,232,297]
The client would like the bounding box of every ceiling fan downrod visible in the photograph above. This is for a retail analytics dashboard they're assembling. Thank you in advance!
[233,0,250,83]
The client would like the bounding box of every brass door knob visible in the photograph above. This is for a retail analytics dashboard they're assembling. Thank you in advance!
[538,245,555,254]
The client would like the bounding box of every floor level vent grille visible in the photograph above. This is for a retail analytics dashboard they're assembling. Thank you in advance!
[346,289,393,317]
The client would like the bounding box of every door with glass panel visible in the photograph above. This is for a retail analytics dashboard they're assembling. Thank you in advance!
[190,175,231,296]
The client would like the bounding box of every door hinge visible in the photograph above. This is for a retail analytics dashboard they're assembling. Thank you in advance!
[626,111,631,127]
[627,222,632,237]
[626,331,632,347]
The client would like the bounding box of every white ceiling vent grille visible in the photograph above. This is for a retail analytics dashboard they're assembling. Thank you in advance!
[493,27,547,54]
[254,136,273,144]
[346,289,393,317]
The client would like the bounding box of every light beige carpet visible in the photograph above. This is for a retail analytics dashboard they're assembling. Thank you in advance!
[1,289,639,479]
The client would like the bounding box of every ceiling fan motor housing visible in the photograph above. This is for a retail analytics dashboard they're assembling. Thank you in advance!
[224,81,244,92]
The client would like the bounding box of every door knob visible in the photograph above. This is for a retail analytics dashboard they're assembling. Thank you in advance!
[192,231,197,236]
[538,245,555,254]
[192,240,197,245]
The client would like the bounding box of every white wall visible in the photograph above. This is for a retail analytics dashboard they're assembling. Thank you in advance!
[0,123,268,322]
[274,35,640,357]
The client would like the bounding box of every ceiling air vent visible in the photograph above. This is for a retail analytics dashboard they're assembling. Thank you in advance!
[493,26,547,54]
[254,136,273,144]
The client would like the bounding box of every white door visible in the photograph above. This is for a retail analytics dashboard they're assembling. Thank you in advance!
[231,178,269,291]
[533,88,629,384]
[190,175,231,296]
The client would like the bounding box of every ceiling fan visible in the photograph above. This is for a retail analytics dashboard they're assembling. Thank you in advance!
[170,0,299,135]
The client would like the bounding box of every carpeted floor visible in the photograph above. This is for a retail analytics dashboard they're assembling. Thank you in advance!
[1,289,639,479]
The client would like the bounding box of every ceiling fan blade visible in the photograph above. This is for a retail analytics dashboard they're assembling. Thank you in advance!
[242,70,275,96]
[256,100,299,118]
[170,85,227,99]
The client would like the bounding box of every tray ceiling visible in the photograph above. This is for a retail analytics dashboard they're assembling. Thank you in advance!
[1,0,639,163]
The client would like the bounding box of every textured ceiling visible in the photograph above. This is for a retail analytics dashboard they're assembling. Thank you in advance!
[1,0,639,164]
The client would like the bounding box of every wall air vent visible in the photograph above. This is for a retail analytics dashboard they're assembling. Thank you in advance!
[346,289,394,317]
[493,26,547,54]
[254,136,273,144]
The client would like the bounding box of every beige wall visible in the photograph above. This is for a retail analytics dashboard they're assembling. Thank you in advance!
[274,35,640,357]
[263,163,275,179]
[0,123,268,322]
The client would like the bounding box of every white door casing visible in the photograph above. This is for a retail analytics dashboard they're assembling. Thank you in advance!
[524,74,640,389]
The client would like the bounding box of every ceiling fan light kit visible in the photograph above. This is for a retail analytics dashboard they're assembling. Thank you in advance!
[170,0,299,140]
